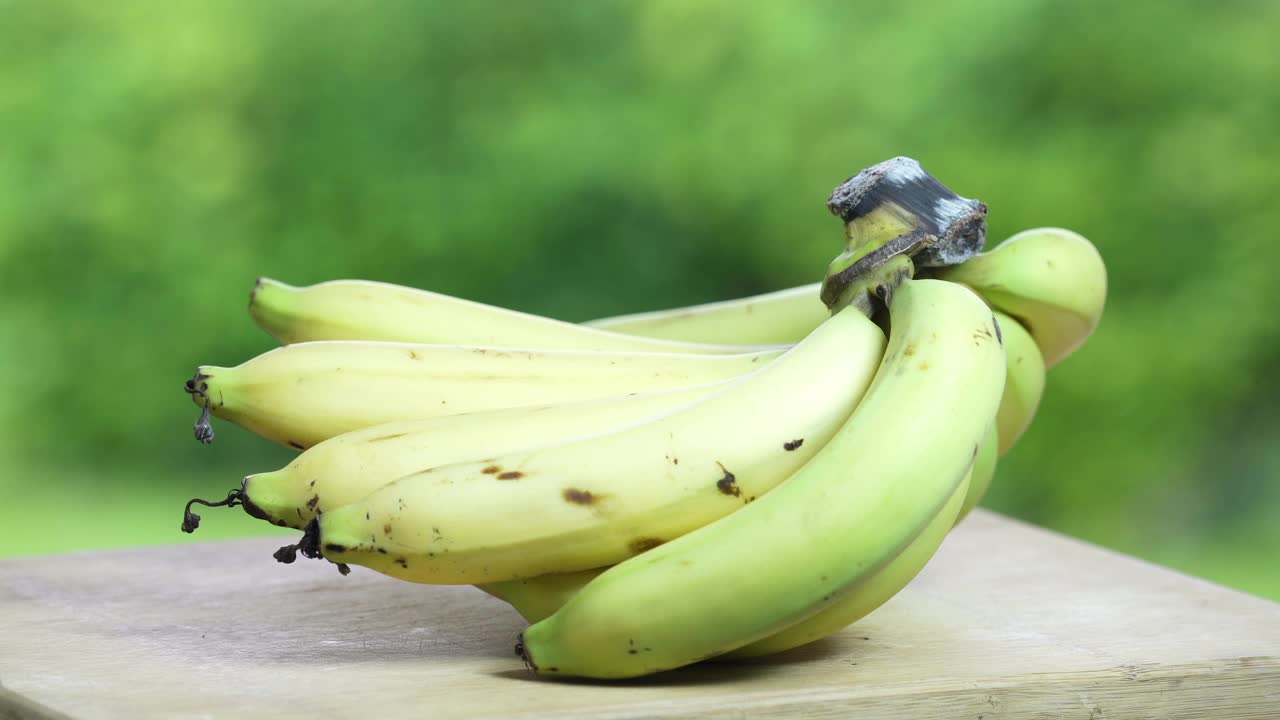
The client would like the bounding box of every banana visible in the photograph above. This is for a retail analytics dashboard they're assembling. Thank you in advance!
[479,568,604,625]
[948,311,1042,520]
[936,227,1106,368]
[479,429,996,625]
[184,342,783,449]
[249,277,779,354]
[992,310,1046,456]
[238,381,734,529]
[482,468,972,655]
[584,283,829,346]
[516,278,1006,678]
[958,426,998,522]
[299,305,887,583]
[720,466,972,659]
[588,226,1099,368]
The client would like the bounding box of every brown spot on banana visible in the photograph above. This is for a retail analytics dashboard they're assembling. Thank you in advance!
[629,537,665,554]
[563,488,598,505]
[368,432,410,443]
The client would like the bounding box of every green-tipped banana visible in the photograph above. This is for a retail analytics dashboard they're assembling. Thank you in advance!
[584,283,828,346]
[238,381,735,529]
[484,466,970,655]
[184,342,784,449]
[937,227,1106,368]
[517,279,1005,678]
[481,427,995,625]
[721,466,972,659]
[958,426,999,522]
[590,226,1100,369]
[953,311,1044,518]
[303,306,887,583]
[992,310,1046,456]
[250,277,779,354]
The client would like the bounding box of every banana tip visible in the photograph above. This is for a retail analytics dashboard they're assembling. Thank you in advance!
[248,277,266,307]
[184,370,216,443]
[515,633,540,674]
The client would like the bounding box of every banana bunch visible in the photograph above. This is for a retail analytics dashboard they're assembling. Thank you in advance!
[180,157,1105,679]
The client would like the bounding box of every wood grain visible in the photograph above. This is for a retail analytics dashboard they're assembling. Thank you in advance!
[2,510,1277,719]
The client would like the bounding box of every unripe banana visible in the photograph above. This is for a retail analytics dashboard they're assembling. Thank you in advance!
[720,467,972,658]
[249,277,779,354]
[488,292,1008,645]
[958,426,999,522]
[303,306,887,583]
[517,279,1006,678]
[185,342,783,449]
[588,227,1101,368]
[936,227,1106,367]
[585,284,828,345]
[488,469,974,653]
[481,427,998,625]
[992,310,1046,456]
[727,316,1040,660]
[240,381,735,529]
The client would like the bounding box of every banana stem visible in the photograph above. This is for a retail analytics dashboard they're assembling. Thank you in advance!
[828,255,917,327]
[820,227,930,309]
[820,157,986,313]
[181,489,244,533]
[273,518,350,576]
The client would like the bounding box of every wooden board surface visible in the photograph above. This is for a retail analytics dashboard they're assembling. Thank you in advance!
[2,510,1277,719]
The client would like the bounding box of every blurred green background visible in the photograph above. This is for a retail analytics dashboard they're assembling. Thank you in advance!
[1,0,1277,600]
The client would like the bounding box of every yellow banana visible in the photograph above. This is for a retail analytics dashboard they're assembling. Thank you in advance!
[483,468,972,660]
[236,381,735,529]
[721,466,972,658]
[249,277,780,354]
[992,310,1046,456]
[296,306,886,583]
[184,342,782,449]
[584,283,828,346]
[517,278,1005,678]
[958,426,999,522]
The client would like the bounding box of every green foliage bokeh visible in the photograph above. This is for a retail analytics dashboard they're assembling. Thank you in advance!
[1,0,1277,599]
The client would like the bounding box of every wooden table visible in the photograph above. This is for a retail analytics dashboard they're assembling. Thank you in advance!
[2,510,1277,719]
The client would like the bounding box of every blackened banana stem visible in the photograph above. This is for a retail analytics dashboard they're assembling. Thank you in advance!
[821,156,987,311]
